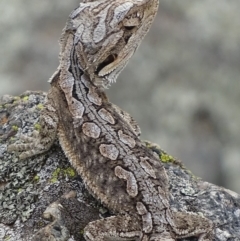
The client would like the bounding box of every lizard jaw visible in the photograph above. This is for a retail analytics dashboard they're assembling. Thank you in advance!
[95,53,125,88]
[96,54,118,77]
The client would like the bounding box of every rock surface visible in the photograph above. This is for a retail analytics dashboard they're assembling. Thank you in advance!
[0,91,240,240]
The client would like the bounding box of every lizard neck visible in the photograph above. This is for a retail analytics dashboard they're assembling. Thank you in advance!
[56,33,108,120]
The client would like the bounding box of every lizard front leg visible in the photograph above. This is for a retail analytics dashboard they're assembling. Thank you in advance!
[8,91,58,159]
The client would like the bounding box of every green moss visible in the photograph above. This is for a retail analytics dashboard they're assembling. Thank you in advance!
[63,167,76,178]
[13,96,21,104]
[22,96,29,101]
[50,168,61,183]
[160,153,174,163]
[12,125,19,131]
[33,175,40,182]
[50,167,76,183]
[37,103,44,110]
[79,229,84,235]
[145,142,151,149]
[4,236,11,241]
[34,123,41,131]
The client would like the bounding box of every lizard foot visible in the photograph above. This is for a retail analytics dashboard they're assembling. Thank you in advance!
[8,130,48,159]
[8,99,58,159]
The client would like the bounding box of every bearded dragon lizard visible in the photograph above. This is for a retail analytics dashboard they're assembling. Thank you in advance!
[8,0,214,240]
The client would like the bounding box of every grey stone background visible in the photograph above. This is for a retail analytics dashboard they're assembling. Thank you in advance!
[0,0,239,193]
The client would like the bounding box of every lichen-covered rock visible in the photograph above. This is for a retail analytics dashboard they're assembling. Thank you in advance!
[0,91,240,240]
[0,91,100,240]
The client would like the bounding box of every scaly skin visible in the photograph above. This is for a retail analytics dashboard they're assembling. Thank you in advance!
[8,1,213,240]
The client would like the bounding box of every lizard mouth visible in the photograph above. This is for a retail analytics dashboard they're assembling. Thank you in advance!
[96,54,118,77]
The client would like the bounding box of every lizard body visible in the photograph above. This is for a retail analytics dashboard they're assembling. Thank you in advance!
[8,0,214,240]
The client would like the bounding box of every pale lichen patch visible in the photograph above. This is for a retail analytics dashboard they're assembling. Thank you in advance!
[22,96,29,101]
[50,167,77,183]
[34,123,41,131]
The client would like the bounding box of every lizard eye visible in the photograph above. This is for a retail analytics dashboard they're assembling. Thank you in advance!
[122,10,142,30]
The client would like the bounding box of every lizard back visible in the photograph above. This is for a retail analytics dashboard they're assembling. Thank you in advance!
[51,69,173,234]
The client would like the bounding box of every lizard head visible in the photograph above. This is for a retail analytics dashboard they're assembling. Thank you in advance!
[63,0,159,88]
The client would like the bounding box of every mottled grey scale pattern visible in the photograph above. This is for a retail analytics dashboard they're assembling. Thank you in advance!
[139,157,157,179]
[82,122,101,138]
[118,130,136,148]
[8,0,214,240]
[112,103,141,136]
[87,89,102,106]
[142,212,152,233]
[114,165,138,197]
[136,202,153,233]
[98,108,115,124]
[99,144,119,160]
